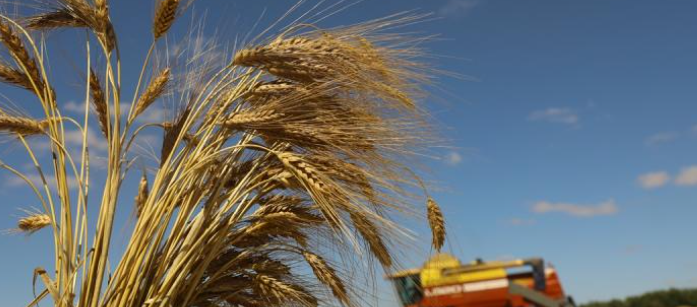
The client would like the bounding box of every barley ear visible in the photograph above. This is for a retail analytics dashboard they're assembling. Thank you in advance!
[427,197,445,251]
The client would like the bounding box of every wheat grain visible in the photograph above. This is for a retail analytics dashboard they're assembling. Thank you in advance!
[234,37,346,67]
[95,0,109,28]
[276,152,326,191]
[223,109,282,128]
[253,274,313,305]
[266,61,332,82]
[247,80,296,99]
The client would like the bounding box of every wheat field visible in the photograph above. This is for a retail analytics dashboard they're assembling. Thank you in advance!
[0,1,445,306]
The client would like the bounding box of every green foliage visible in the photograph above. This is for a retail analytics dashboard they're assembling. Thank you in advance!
[581,288,697,307]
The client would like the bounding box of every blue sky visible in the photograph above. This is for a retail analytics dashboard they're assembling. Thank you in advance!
[0,0,696,306]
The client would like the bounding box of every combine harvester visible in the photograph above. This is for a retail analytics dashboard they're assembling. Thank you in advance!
[387,254,576,307]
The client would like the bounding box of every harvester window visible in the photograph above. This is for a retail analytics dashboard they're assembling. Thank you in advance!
[393,274,423,306]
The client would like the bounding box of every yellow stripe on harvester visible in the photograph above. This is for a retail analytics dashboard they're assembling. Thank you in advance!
[420,254,507,287]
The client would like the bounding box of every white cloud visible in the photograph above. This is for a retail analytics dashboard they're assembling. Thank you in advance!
[508,218,535,226]
[645,132,679,146]
[443,151,462,166]
[64,128,108,152]
[532,199,618,218]
[63,101,86,113]
[62,100,164,124]
[623,245,642,255]
[136,105,166,123]
[637,171,670,189]
[675,165,697,186]
[438,0,481,17]
[5,172,79,191]
[528,108,578,125]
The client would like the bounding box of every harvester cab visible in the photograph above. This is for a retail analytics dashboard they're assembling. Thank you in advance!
[387,254,576,307]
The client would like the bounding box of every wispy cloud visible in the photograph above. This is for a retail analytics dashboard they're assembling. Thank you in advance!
[637,171,670,189]
[443,151,463,166]
[438,0,481,17]
[507,218,536,226]
[63,100,86,113]
[532,199,618,218]
[675,165,697,186]
[528,108,578,125]
[645,132,679,146]
[136,105,166,123]
[62,100,165,124]
[64,128,108,152]
[623,245,642,255]
[5,172,79,191]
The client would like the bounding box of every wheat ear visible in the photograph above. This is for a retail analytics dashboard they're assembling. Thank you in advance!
[133,68,170,119]
[153,0,180,39]
[89,69,109,137]
[135,173,149,217]
[0,20,44,95]
[302,251,350,306]
[0,115,47,135]
[17,213,51,234]
[427,197,445,251]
